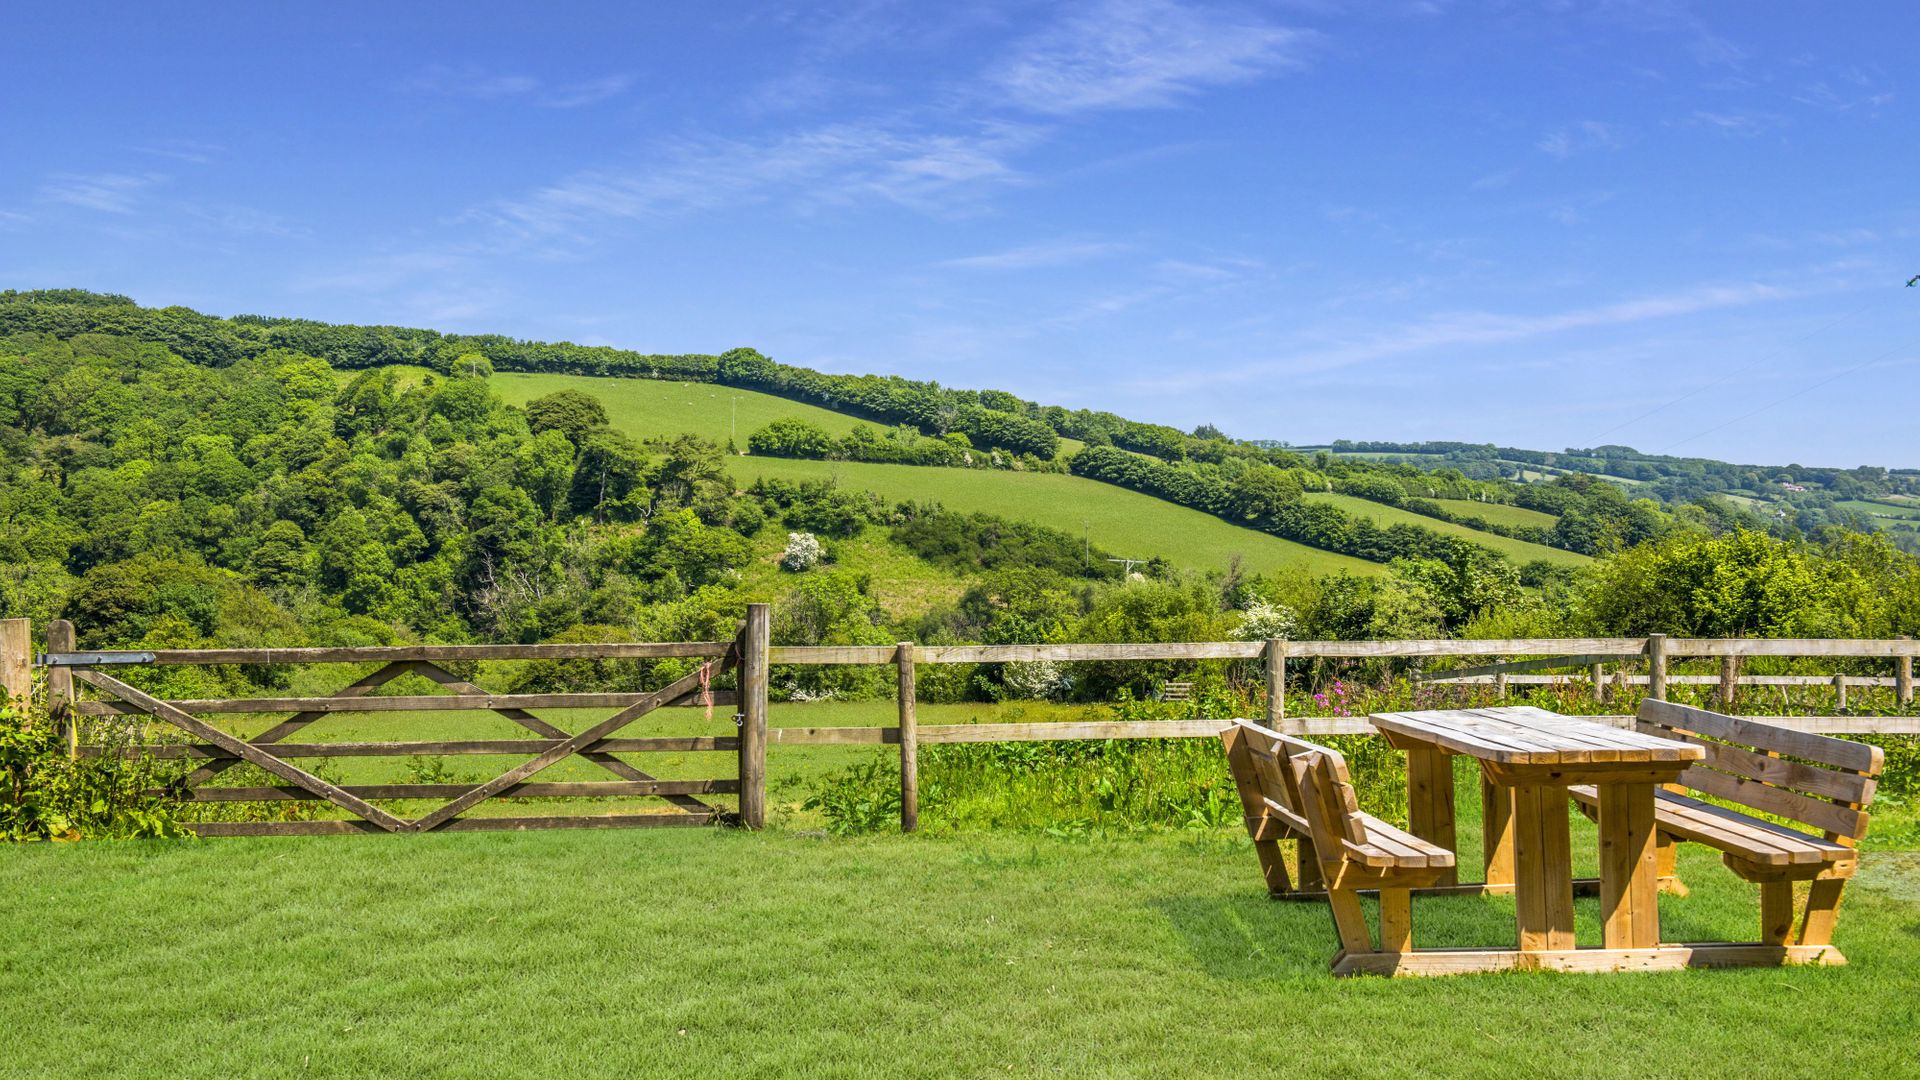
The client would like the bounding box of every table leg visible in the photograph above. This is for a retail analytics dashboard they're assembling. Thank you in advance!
[1511,784,1576,952]
[1405,746,1457,887]
[1480,775,1515,888]
[1598,782,1660,949]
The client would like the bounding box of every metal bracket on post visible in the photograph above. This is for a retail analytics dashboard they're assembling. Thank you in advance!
[38,652,156,666]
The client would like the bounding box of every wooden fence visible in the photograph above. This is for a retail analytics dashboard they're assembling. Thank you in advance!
[4,613,1916,837]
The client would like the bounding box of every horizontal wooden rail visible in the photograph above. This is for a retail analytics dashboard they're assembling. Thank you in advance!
[42,642,731,666]
[1663,638,1920,657]
[74,691,738,716]
[79,736,740,759]
[160,779,738,801]
[188,813,717,836]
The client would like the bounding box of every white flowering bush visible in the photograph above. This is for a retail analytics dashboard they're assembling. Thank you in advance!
[1231,599,1298,642]
[1002,659,1070,701]
[780,531,822,572]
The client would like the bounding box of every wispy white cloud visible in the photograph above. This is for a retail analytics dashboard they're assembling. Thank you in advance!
[1470,169,1516,191]
[475,120,1044,243]
[987,0,1315,114]
[939,238,1128,270]
[0,209,31,230]
[40,172,165,213]
[1537,120,1625,159]
[135,138,224,164]
[1683,109,1784,136]
[401,65,633,108]
[1139,280,1793,388]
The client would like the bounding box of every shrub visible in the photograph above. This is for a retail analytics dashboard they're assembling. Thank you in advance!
[0,694,187,841]
[781,532,823,572]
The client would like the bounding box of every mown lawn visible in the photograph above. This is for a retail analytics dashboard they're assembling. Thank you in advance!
[2,815,1916,1079]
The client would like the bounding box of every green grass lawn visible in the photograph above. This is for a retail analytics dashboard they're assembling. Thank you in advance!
[492,371,875,447]
[1427,498,1559,530]
[1303,493,1589,567]
[739,457,1384,579]
[1837,499,1920,527]
[3,761,1916,1078]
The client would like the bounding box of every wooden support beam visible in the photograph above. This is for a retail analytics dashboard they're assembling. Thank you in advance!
[1898,637,1913,707]
[1719,655,1739,709]
[897,642,918,834]
[738,604,770,830]
[46,620,75,757]
[1265,638,1286,725]
[1646,633,1668,701]
[0,619,29,708]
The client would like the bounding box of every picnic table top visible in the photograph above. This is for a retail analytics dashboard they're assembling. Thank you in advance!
[1366,706,1705,766]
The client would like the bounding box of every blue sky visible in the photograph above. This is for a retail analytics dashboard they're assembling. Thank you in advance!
[3,2,1916,466]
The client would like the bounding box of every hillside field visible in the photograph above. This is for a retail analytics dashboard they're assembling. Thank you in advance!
[1427,498,1559,530]
[492,372,1384,578]
[1303,493,1589,567]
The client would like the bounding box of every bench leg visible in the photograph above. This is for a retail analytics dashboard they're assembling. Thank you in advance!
[1378,888,1412,954]
[1654,832,1688,896]
[1760,881,1794,945]
[1295,838,1324,892]
[1796,878,1847,947]
[1599,782,1660,949]
[1253,838,1293,895]
[1406,747,1457,888]
[1327,888,1375,955]
[1481,777,1515,888]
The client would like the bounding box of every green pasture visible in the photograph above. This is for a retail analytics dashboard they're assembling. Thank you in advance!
[1426,498,1559,530]
[1303,493,1588,567]
[491,372,873,447]
[3,760,1915,1079]
[1838,499,1920,526]
[738,457,1384,578]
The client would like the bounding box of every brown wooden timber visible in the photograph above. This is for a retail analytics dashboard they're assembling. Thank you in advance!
[166,779,738,801]
[83,736,741,760]
[407,659,728,832]
[1899,637,1914,706]
[1265,638,1286,724]
[737,604,770,830]
[45,642,732,665]
[0,619,30,708]
[1718,655,1739,709]
[73,668,408,832]
[75,690,741,716]
[46,620,76,757]
[897,642,918,833]
[1646,633,1668,701]
[407,660,722,817]
[186,660,413,785]
[188,813,715,836]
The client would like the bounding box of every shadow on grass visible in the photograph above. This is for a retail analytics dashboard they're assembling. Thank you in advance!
[1148,889,1532,980]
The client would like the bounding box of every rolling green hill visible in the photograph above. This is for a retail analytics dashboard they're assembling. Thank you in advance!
[1428,498,1559,530]
[1302,493,1588,567]
[492,373,1380,577]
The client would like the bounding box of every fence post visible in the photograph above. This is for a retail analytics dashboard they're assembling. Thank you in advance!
[1590,662,1606,704]
[738,603,770,830]
[1646,634,1668,701]
[0,619,30,711]
[1265,638,1286,727]
[1832,673,1848,712]
[897,641,918,833]
[1898,636,1912,708]
[1718,654,1739,710]
[46,620,75,757]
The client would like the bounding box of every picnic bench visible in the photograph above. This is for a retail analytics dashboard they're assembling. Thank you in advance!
[1220,721,1455,969]
[1568,700,1882,962]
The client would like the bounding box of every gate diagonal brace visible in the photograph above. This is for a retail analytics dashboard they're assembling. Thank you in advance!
[409,655,734,833]
[73,668,409,832]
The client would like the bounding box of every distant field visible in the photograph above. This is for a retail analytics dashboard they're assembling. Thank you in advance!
[492,372,871,446]
[738,458,1383,578]
[1427,498,1558,529]
[483,373,1381,577]
[1303,493,1588,566]
[1837,499,1920,528]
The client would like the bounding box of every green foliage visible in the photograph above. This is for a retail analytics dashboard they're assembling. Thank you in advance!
[0,694,186,840]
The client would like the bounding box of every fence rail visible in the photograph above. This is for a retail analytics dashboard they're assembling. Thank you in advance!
[5,617,1914,838]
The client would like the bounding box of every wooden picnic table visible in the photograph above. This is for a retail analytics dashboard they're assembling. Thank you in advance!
[1367,707,1703,954]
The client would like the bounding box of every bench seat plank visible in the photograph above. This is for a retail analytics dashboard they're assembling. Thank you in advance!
[1569,785,1851,866]
[1348,812,1455,870]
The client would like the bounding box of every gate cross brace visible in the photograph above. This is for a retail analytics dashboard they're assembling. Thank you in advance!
[74,668,410,832]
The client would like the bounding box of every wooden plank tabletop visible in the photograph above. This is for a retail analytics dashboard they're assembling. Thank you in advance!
[1367,707,1703,766]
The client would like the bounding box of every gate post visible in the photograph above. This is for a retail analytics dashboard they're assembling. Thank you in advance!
[1645,634,1668,702]
[47,621,75,756]
[0,619,30,709]
[738,603,770,830]
[897,642,918,833]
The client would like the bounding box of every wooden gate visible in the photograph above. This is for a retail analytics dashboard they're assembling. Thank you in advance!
[42,605,772,836]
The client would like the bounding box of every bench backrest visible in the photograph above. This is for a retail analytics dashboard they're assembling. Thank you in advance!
[1636,700,1882,845]
[1220,720,1368,858]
